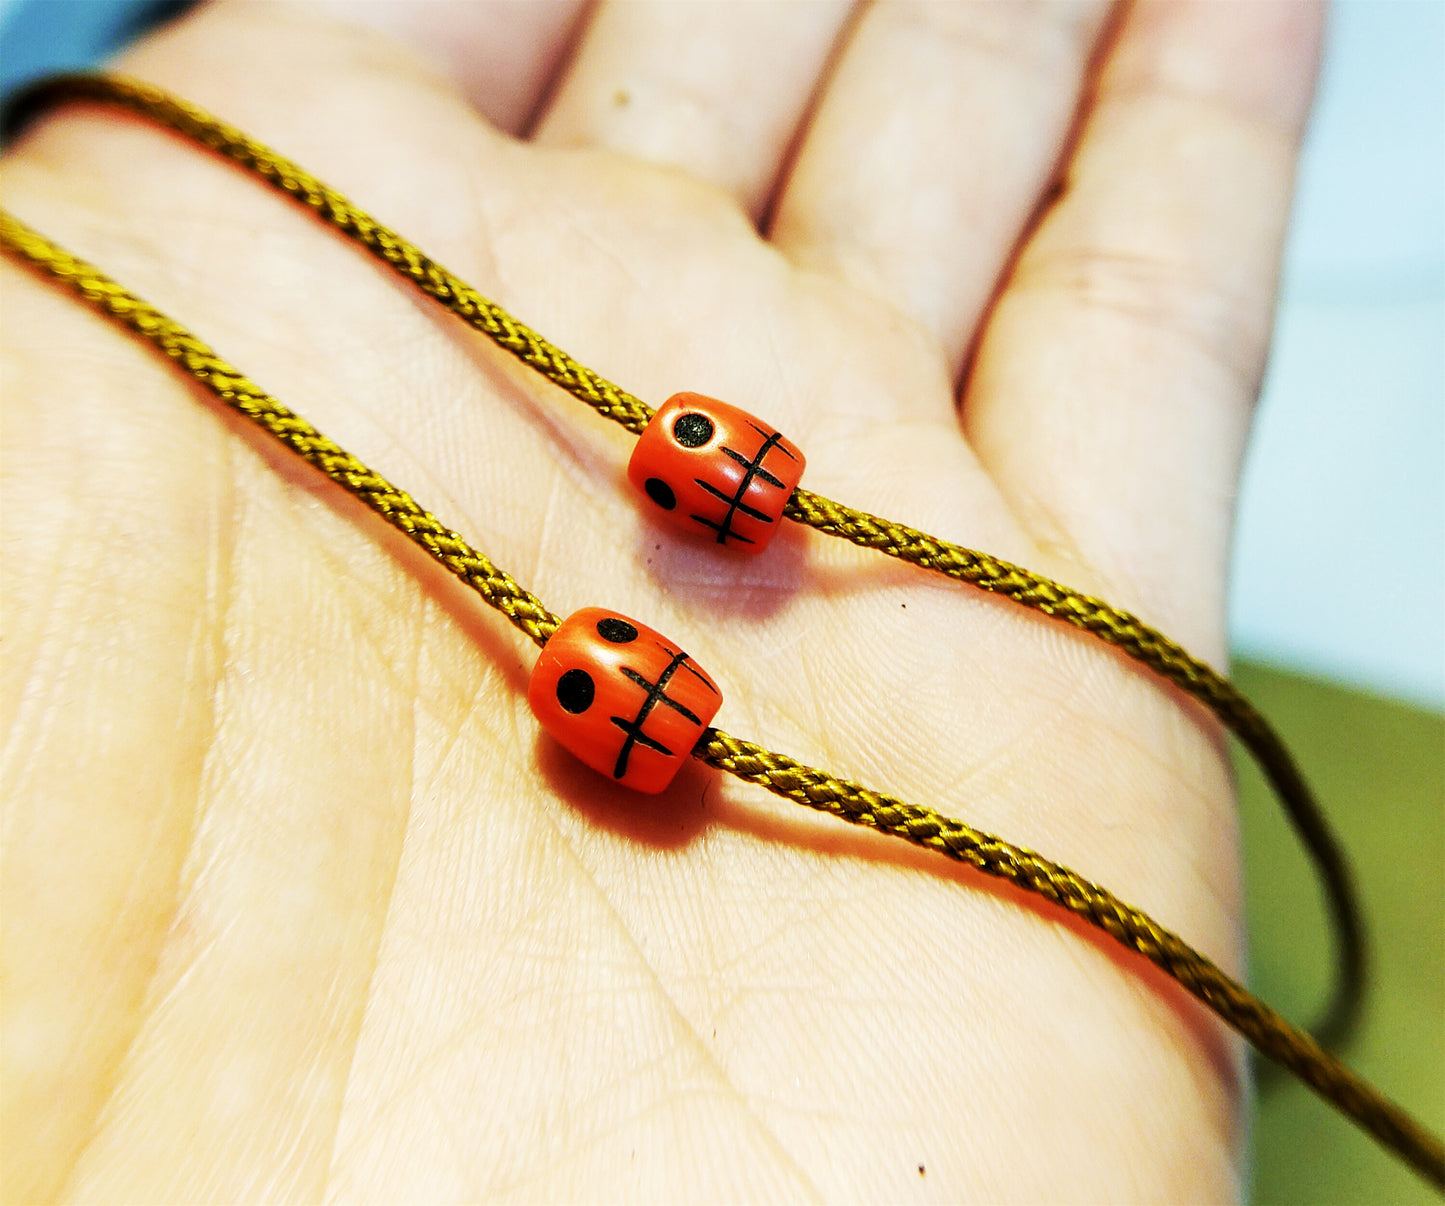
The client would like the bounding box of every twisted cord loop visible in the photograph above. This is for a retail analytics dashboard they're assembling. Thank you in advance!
[8,80,1363,1045]
[783,484,1365,1043]
[0,210,560,647]
[695,727,1441,1188]
[11,74,655,435]
[10,74,1364,1047]
[6,75,1362,1046]
[3,206,1439,1190]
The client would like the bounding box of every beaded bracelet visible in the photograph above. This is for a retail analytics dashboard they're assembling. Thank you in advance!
[2,81,1441,1190]
[9,70,1368,1052]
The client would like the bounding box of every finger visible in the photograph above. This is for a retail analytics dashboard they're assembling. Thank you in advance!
[533,0,853,219]
[292,0,589,135]
[770,0,1112,377]
[961,0,1324,662]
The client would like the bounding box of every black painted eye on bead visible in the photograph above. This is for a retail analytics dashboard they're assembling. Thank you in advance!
[555,668,595,714]
[644,477,677,510]
[627,393,807,554]
[672,412,714,448]
[596,617,639,643]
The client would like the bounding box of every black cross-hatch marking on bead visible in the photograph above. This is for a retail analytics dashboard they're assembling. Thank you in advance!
[648,640,720,695]
[608,651,697,778]
[688,515,755,545]
[672,656,719,694]
[749,420,798,459]
[619,669,701,724]
[695,479,771,521]
[689,430,786,546]
[721,446,784,488]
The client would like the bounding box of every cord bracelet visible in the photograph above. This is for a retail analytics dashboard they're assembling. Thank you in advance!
[2,207,1440,1190]
[4,71,1367,1056]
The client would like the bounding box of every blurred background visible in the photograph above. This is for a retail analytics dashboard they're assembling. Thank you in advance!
[2,1,1441,1202]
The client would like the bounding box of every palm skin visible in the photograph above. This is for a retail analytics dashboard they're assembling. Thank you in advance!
[1,1,1321,1200]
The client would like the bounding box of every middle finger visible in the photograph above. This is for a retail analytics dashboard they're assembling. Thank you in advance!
[770,0,1112,381]
[533,0,854,220]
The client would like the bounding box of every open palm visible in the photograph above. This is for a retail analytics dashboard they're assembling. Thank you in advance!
[2,1,1321,1199]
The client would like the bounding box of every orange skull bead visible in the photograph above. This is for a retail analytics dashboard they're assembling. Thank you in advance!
[627,392,805,552]
[528,608,723,794]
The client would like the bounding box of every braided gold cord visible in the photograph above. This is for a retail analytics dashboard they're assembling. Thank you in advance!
[0,210,560,648]
[10,74,654,435]
[695,728,1442,1188]
[782,485,1366,1045]
[6,72,1365,1052]
[3,207,1440,1191]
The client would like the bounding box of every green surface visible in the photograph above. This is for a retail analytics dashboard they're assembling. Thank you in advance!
[1236,662,1444,1204]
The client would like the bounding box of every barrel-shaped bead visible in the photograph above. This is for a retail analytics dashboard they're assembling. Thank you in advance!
[528,608,722,793]
[627,393,804,553]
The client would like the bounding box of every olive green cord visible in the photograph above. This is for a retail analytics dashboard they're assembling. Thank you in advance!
[693,729,1438,1186]
[2,206,1440,1192]
[7,75,654,434]
[0,210,562,649]
[6,72,1365,1057]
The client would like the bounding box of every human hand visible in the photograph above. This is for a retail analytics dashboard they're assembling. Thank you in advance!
[1,1,1321,1199]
